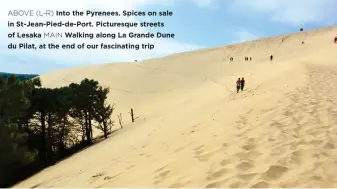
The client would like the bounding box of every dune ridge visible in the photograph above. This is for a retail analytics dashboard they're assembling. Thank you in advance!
[13,26,337,187]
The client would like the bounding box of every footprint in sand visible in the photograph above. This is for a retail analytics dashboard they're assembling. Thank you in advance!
[270,120,285,130]
[220,159,230,166]
[155,165,167,173]
[228,181,243,188]
[92,172,104,178]
[235,150,262,160]
[262,165,288,181]
[89,172,105,183]
[158,170,170,178]
[205,181,222,188]
[154,166,171,185]
[250,181,269,188]
[103,173,121,181]
[237,173,258,181]
[310,175,323,181]
[310,139,323,146]
[236,160,254,171]
[268,137,276,142]
[241,143,255,151]
[206,167,228,181]
[196,147,223,162]
[283,106,296,116]
[194,144,204,151]
[286,149,305,165]
[194,144,204,152]
[193,145,206,161]
[126,165,135,170]
[168,177,191,188]
[323,141,335,149]
[103,176,111,180]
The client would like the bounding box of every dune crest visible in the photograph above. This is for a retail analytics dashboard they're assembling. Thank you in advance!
[14,26,337,188]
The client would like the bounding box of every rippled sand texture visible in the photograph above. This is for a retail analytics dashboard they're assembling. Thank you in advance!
[13,26,337,188]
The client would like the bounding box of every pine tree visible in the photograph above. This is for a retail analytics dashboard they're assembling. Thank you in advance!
[94,87,114,139]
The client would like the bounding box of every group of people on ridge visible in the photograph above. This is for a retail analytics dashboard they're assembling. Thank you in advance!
[230,34,337,94]
[236,78,245,93]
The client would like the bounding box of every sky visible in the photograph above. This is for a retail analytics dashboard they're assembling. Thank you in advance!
[1,0,337,74]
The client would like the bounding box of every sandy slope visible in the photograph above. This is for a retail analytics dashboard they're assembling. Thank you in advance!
[13,26,337,188]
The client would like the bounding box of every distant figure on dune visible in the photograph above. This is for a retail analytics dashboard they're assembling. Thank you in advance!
[240,77,245,91]
[334,36,337,43]
[236,78,241,93]
[230,57,233,61]
[270,55,273,61]
[282,38,284,42]
[302,41,305,44]
[250,57,252,61]
[245,57,248,61]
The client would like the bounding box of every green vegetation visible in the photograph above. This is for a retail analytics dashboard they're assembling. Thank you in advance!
[0,72,39,80]
[0,75,114,187]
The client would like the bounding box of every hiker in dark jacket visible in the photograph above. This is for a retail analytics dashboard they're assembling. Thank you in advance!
[236,78,241,93]
[240,78,245,91]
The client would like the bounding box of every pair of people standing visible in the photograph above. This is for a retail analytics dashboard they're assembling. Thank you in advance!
[236,78,245,93]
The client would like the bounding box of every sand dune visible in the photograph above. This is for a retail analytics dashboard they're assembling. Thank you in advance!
[13,26,337,187]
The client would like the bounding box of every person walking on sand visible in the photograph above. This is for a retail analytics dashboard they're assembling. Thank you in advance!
[240,77,245,91]
[236,78,241,93]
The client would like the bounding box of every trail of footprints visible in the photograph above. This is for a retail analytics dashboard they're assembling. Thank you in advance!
[85,64,337,187]
[203,137,264,188]
[202,64,337,187]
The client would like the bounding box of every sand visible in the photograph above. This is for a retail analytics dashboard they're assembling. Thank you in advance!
[13,26,337,188]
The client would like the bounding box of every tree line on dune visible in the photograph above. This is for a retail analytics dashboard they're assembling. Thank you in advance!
[0,72,39,80]
[0,75,115,187]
